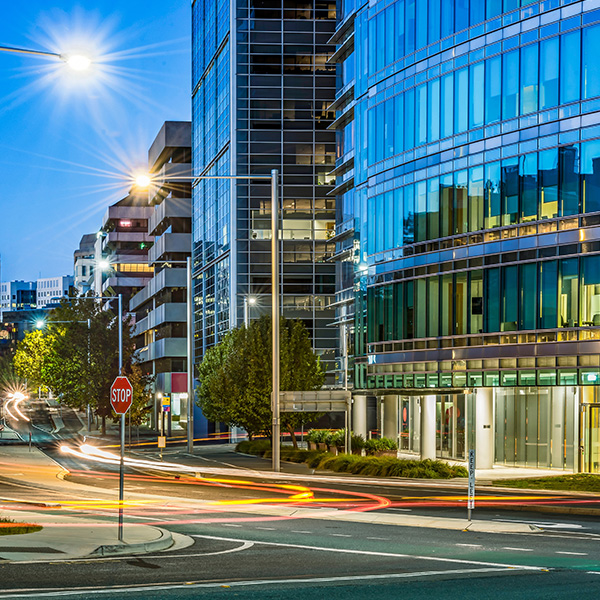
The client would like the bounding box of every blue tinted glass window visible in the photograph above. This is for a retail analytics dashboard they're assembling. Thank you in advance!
[540,37,559,109]
[485,55,502,124]
[441,0,454,38]
[404,184,415,244]
[539,148,559,219]
[520,263,537,330]
[428,79,440,142]
[368,17,376,74]
[455,67,469,133]
[485,268,501,333]
[471,0,485,26]
[376,102,385,161]
[416,84,427,145]
[560,30,581,104]
[415,180,427,241]
[428,177,440,239]
[486,0,502,19]
[416,0,427,49]
[384,191,394,250]
[560,145,580,217]
[581,139,600,213]
[367,107,375,166]
[441,73,454,138]
[394,188,404,247]
[470,62,485,129]
[501,157,519,225]
[539,261,558,329]
[520,152,538,222]
[583,24,600,100]
[454,169,468,233]
[385,6,395,66]
[502,50,519,119]
[394,94,404,153]
[428,0,440,44]
[456,0,469,31]
[385,98,394,157]
[406,0,416,55]
[376,12,385,71]
[395,1,405,61]
[405,88,415,149]
[520,43,538,115]
[484,161,501,228]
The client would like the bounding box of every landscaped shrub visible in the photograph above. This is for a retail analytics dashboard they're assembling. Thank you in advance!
[364,437,398,454]
[306,429,329,444]
[237,442,467,479]
[350,433,365,451]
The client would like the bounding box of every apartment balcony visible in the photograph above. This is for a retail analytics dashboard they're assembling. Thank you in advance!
[136,337,187,363]
[134,302,187,336]
[149,232,191,264]
[149,197,192,236]
[129,267,188,311]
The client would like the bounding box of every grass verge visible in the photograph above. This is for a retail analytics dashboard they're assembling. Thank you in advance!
[492,474,600,492]
[236,439,467,479]
[0,518,43,536]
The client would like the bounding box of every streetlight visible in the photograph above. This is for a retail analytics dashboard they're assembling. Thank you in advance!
[244,296,256,328]
[0,44,92,70]
[137,169,281,472]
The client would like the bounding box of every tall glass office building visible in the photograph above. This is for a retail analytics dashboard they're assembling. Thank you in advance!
[191,0,338,379]
[330,0,600,471]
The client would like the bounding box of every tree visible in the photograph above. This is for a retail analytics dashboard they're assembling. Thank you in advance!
[196,315,324,444]
[13,295,153,434]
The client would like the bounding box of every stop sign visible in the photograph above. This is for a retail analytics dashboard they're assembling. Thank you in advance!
[110,376,133,415]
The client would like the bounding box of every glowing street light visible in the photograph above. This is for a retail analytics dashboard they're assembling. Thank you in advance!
[134,173,152,189]
[0,44,92,71]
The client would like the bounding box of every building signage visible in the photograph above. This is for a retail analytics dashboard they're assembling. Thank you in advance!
[468,449,476,515]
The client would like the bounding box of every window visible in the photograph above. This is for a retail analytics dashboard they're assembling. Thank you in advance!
[559,258,578,328]
[560,30,581,104]
[502,51,519,120]
[581,255,600,327]
[470,62,484,129]
[583,24,600,100]
[520,43,538,115]
[455,68,469,133]
[485,56,501,124]
[539,261,558,329]
[581,140,600,214]
[540,37,559,109]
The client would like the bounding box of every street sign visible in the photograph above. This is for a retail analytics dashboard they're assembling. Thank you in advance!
[110,376,133,415]
[467,449,476,520]
[161,395,171,413]
[158,436,166,448]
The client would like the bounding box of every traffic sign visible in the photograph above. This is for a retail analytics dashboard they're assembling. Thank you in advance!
[161,395,171,413]
[110,376,133,415]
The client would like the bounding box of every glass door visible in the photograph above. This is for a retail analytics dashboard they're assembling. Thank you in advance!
[583,405,600,473]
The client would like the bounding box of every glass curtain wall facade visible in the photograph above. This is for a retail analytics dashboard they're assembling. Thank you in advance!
[330,0,600,471]
[192,0,339,377]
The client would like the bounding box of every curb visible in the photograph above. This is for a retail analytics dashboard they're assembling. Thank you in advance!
[89,527,173,557]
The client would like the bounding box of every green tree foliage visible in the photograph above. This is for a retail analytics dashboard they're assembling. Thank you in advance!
[196,315,325,443]
[13,295,153,432]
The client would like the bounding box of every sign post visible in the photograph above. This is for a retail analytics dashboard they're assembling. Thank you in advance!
[467,448,476,521]
[110,375,133,542]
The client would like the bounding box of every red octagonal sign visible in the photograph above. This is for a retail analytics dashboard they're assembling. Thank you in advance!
[110,376,133,415]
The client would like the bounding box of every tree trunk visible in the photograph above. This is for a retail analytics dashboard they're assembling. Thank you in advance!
[288,425,298,449]
[101,415,106,436]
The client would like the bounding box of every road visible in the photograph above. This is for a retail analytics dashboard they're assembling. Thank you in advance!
[0,397,599,598]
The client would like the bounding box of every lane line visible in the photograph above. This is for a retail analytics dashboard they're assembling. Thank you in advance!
[556,551,588,556]
[455,544,483,548]
[255,527,276,531]
[330,534,351,537]
[0,568,527,598]
[367,537,390,541]
[222,524,242,528]
[502,547,533,552]
[291,530,312,534]
[192,534,549,571]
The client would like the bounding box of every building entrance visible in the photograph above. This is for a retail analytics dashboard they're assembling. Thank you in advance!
[436,395,466,460]
[582,404,600,473]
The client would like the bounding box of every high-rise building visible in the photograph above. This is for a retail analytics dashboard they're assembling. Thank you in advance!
[191,0,339,379]
[330,0,600,472]
[130,121,195,433]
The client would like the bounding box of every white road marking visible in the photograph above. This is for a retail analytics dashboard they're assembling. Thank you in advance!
[291,530,312,534]
[192,534,548,571]
[387,508,412,512]
[0,568,528,598]
[493,519,586,530]
[255,527,276,531]
[556,551,588,556]
[222,523,242,528]
[456,544,483,548]
[330,533,351,537]
[367,537,390,541]
[502,547,533,552]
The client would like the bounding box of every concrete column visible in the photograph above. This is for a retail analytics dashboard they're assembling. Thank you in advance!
[475,388,494,469]
[383,395,398,439]
[421,395,436,460]
[352,395,368,438]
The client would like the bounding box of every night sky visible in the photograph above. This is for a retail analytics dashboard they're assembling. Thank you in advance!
[0,1,191,282]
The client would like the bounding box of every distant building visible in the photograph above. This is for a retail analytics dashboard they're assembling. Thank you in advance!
[0,280,37,315]
[73,234,97,295]
[0,308,50,359]
[130,121,194,432]
[36,276,74,309]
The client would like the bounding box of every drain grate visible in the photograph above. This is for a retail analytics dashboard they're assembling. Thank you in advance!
[0,547,65,554]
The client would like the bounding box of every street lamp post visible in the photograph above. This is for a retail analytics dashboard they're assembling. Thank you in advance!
[243,296,256,328]
[0,44,91,70]
[138,169,281,471]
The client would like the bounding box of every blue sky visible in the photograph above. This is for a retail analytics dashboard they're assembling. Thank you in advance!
[0,1,191,282]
